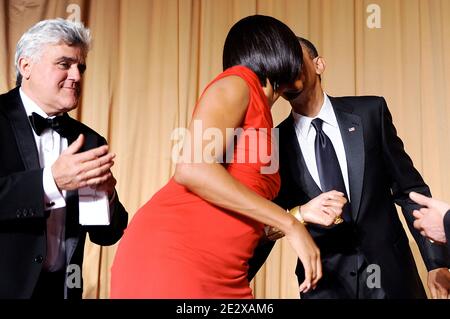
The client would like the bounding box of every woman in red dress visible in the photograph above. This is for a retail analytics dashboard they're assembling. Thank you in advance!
[111,15,344,298]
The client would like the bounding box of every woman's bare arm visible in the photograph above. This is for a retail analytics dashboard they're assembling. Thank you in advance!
[174,75,321,291]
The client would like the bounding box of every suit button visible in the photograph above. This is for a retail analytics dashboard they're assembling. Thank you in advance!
[350,271,357,277]
[34,255,43,263]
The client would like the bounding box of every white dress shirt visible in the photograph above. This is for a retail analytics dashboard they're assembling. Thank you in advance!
[20,88,67,272]
[292,92,350,199]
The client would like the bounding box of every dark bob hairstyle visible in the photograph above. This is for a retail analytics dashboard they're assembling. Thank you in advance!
[223,15,302,90]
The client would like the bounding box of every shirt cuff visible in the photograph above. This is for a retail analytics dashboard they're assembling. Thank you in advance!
[43,167,66,209]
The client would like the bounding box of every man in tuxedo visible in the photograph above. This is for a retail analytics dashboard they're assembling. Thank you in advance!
[0,19,128,299]
[249,37,450,298]
[410,192,450,254]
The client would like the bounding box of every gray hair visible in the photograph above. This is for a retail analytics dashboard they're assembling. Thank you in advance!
[15,18,91,86]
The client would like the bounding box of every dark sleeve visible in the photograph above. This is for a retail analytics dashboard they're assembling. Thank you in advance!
[0,169,47,222]
[380,98,450,269]
[445,211,450,254]
[82,135,128,246]
[86,192,128,246]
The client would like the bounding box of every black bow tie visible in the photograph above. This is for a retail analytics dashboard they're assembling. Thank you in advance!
[29,112,70,137]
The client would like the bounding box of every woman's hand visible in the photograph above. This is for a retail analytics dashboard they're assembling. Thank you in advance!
[301,190,347,226]
[284,218,322,293]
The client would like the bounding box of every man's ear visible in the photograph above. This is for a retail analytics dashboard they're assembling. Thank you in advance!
[314,56,326,76]
[17,57,32,80]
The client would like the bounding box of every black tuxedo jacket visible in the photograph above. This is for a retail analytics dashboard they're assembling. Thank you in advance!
[249,96,449,298]
[0,87,128,299]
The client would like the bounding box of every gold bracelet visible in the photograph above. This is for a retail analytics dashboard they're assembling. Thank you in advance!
[288,206,307,225]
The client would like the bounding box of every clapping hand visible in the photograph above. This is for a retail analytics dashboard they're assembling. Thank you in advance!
[52,134,116,192]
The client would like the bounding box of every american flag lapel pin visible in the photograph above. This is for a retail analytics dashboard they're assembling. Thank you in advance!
[348,127,355,132]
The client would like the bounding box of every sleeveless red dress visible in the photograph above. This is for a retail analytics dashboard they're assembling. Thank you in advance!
[111,66,280,298]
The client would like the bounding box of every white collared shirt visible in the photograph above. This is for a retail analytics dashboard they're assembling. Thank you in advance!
[20,88,67,272]
[292,92,350,199]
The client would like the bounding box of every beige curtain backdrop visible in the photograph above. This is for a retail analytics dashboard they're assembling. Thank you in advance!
[1,0,449,298]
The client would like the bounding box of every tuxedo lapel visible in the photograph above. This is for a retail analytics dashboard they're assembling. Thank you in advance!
[283,115,322,199]
[329,96,364,221]
[3,88,40,170]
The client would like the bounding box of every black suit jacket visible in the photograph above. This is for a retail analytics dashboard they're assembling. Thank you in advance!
[0,87,128,299]
[248,96,449,298]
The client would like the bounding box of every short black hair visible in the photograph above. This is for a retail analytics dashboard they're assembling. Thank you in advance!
[297,37,319,59]
[223,15,302,89]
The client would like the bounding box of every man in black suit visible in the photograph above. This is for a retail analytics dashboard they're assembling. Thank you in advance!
[249,37,450,298]
[0,18,128,299]
[410,192,450,254]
